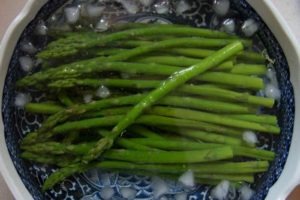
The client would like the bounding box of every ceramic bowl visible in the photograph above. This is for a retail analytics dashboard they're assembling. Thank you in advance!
[0,0,299,199]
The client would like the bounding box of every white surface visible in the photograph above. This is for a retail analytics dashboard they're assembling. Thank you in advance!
[0,0,299,200]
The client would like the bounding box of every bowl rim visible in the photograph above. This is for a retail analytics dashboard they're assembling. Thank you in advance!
[0,0,300,200]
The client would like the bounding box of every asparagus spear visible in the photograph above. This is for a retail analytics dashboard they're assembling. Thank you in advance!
[128,125,165,140]
[231,64,267,75]
[147,106,280,134]
[52,114,242,136]
[37,26,245,60]
[164,48,266,64]
[82,41,243,163]
[103,147,233,164]
[48,72,264,90]
[132,55,234,70]
[85,106,279,134]
[19,60,263,90]
[223,114,277,125]
[25,103,63,114]
[159,127,243,144]
[127,139,274,160]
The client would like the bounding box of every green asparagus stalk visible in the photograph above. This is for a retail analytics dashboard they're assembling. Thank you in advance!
[21,152,74,167]
[160,127,243,144]
[53,114,242,136]
[165,48,265,64]
[128,125,165,140]
[127,139,274,160]
[223,114,278,125]
[116,139,154,151]
[231,64,267,75]
[82,41,244,163]
[58,93,74,106]
[133,55,234,70]
[25,103,63,115]
[88,106,278,135]
[103,147,233,164]
[38,26,245,60]
[48,70,264,90]
[82,95,256,115]
[195,173,254,183]
[147,106,280,134]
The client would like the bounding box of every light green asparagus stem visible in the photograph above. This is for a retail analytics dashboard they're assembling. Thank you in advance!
[133,55,234,70]
[165,48,265,64]
[82,41,244,163]
[35,94,145,135]
[127,138,274,160]
[21,152,73,167]
[25,103,63,114]
[103,147,234,164]
[231,64,267,75]
[21,62,263,90]
[147,106,280,134]
[53,114,242,136]
[232,146,275,161]
[129,125,165,140]
[178,84,274,108]
[38,25,244,60]
[116,139,154,151]
[80,95,256,116]
[42,163,88,191]
[107,38,249,63]
[195,173,254,183]
[126,139,224,151]
[223,114,278,125]
[160,127,243,144]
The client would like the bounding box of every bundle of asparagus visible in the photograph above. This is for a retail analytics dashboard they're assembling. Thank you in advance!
[17,23,279,191]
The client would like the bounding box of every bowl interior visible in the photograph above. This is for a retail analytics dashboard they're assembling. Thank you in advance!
[1,0,295,199]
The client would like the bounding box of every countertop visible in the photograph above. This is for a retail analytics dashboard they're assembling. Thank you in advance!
[0,0,299,199]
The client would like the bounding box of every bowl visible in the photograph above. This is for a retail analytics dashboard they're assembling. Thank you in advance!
[0,0,299,199]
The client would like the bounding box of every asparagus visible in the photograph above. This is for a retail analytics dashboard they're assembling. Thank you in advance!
[48,72,264,90]
[21,152,73,167]
[127,139,274,160]
[53,114,242,136]
[31,157,268,176]
[34,94,145,136]
[19,60,263,90]
[103,147,233,164]
[128,125,165,140]
[223,114,278,125]
[58,93,74,106]
[195,174,254,183]
[160,127,243,144]
[89,106,278,135]
[125,139,224,151]
[37,26,244,60]
[85,95,256,115]
[21,142,94,155]
[132,55,234,70]
[108,38,249,63]
[165,48,265,64]
[116,139,154,151]
[231,64,267,75]
[96,160,269,174]
[42,158,264,190]
[24,103,63,115]
[147,106,280,134]
[82,41,243,163]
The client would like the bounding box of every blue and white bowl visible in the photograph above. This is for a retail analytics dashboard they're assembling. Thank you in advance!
[0,0,299,199]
